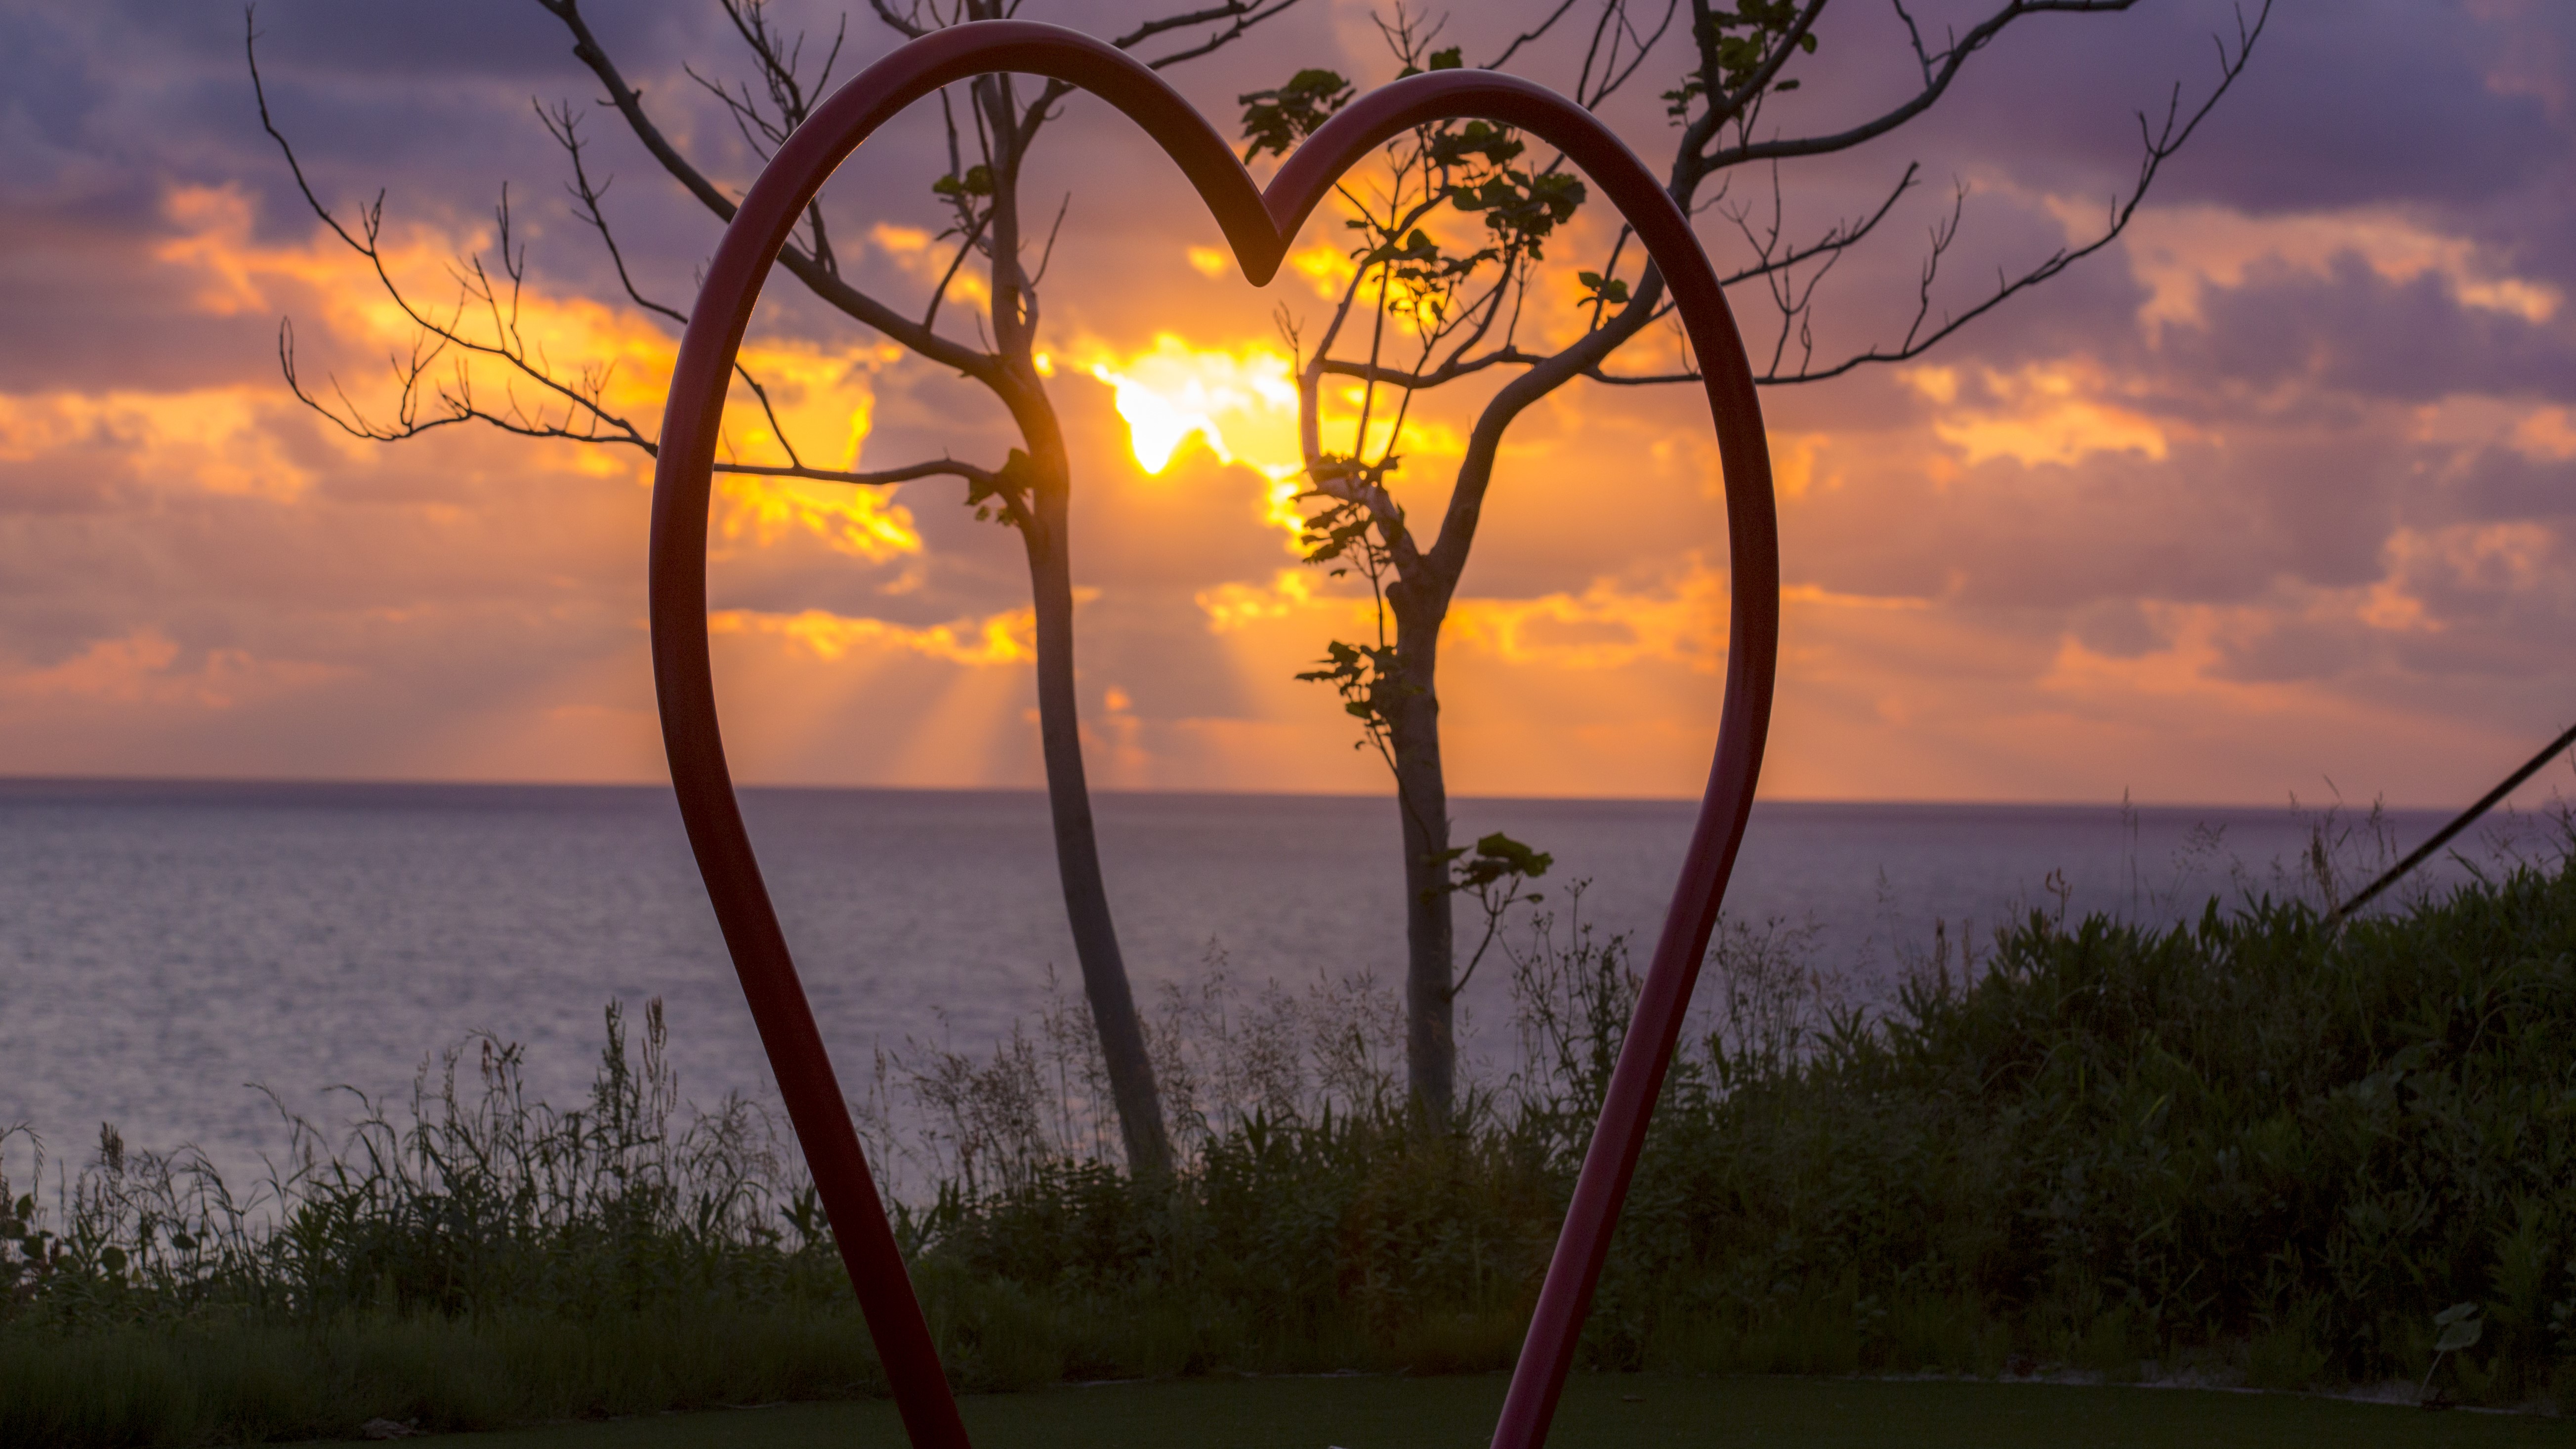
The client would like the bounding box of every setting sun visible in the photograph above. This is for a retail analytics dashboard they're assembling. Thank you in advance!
[1083,334,1300,476]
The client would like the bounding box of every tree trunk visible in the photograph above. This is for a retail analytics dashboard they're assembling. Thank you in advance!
[1372,315,1647,1119]
[1388,596,1455,1118]
[1022,456,1172,1178]
[979,69,1170,1180]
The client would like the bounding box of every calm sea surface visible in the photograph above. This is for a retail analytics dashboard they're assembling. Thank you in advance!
[0,778,2534,1186]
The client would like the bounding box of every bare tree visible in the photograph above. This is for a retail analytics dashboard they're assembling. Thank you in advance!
[1246,0,2271,1116]
[251,0,1313,1178]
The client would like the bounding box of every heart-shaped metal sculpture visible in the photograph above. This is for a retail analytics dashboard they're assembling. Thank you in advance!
[649,21,1777,1449]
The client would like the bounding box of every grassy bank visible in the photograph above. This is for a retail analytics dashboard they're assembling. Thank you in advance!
[8,839,2576,1443]
[320,1374,2576,1449]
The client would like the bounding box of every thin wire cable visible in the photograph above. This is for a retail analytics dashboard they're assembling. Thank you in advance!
[2331,719,2576,924]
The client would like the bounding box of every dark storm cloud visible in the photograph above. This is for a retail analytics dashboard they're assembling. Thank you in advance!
[2204,611,2367,686]
[69,0,606,79]
[132,0,1361,361]
[1791,414,2477,618]
[2450,445,2576,524]
[1796,441,2285,612]
[2,2,602,204]
[2159,255,2576,406]
[1745,0,2576,690]
[1903,0,2563,212]
[0,0,759,320]
[1679,0,2569,408]
[2069,598,2162,659]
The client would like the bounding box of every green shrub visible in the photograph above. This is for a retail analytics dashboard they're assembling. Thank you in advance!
[9,840,2576,1442]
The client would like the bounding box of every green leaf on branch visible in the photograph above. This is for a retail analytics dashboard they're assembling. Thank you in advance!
[1453,831,1554,894]
[1361,227,1445,270]
[1428,120,1524,171]
[1577,270,1631,306]
[965,448,1035,530]
[1664,0,1822,123]
[2432,1302,2484,1353]
[1446,830,1553,994]
[1239,69,1355,162]
[1399,46,1466,79]
[1450,168,1584,256]
[1296,637,1404,753]
[1296,486,1408,574]
[931,164,993,200]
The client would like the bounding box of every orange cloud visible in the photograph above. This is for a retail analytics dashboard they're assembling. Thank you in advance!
[1446,565,1728,672]
[2110,202,2563,332]
[6,41,2572,817]
[1195,568,1316,632]
[141,181,890,542]
[1,630,343,710]
[710,606,1038,665]
[1913,362,2172,468]
[0,388,319,501]
[716,476,921,562]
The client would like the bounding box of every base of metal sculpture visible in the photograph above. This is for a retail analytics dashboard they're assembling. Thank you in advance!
[645,22,1779,1449]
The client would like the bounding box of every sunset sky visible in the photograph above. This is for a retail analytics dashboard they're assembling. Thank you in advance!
[2,0,2571,808]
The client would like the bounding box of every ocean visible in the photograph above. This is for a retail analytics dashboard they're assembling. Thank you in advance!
[0,778,2533,1189]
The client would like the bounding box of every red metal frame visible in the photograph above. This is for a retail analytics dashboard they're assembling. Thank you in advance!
[647,21,1778,1449]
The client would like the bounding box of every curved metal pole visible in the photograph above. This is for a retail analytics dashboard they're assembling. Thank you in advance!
[646,22,1778,1449]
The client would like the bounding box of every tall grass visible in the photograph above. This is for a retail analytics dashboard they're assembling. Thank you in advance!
[8,829,2576,1443]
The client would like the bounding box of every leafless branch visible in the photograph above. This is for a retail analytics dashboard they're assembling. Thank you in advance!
[716,456,1001,489]
[1752,0,2267,384]
[923,215,992,333]
[1686,0,2140,177]
[1007,0,1310,147]
[533,0,996,378]
[1728,162,1918,287]
[1124,0,1310,71]
[261,16,856,477]
[1485,0,1584,70]
[1575,0,1681,111]
[547,100,821,469]
[1590,0,1682,108]
[1585,1,2270,388]
[868,0,935,42]
[257,24,661,455]
[538,103,683,326]
[1316,347,1551,391]
[1026,192,1073,288]
[703,0,849,274]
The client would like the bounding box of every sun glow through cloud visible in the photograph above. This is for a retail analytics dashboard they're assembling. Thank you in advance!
[1195,568,1316,631]
[710,607,1037,665]
[716,476,920,561]
[1083,334,1302,476]
[10,4,2574,810]
[1447,565,1729,671]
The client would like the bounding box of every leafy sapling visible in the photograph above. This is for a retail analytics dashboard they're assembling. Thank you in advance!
[1450,832,1554,995]
[2419,1300,2483,1405]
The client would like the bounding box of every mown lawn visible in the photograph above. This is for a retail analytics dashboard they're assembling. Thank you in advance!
[303,1373,2564,1449]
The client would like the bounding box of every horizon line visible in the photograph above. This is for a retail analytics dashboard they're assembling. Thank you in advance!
[0,771,2537,818]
